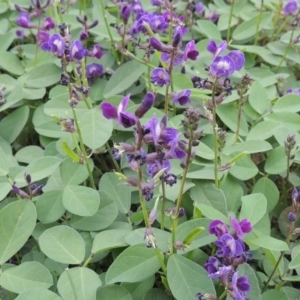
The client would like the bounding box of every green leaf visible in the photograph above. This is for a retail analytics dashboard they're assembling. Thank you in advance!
[264,112,300,131]
[248,82,269,114]
[0,51,24,75]
[15,146,44,164]
[63,185,100,217]
[57,267,102,300]
[265,146,289,174]
[26,63,61,88]
[103,60,146,97]
[195,142,214,160]
[239,193,267,226]
[14,156,62,185]
[289,245,300,269]
[36,191,65,224]
[39,225,86,264]
[0,147,9,176]
[194,203,228,223]
[262,290,288,300]
[16,288,63,300]
[70,192,118,231]
[0,105,29,144]
[223,140,272,155]
[0,262,53,294]
[252,178,279,212]
[229,154,258,180]
[121,276,155,300]
[247,120,279,141]
[97,286,133,300]
[194,20,222,40]
[92,229,129,254]
[232,12,273,41]
[78,108,113,150]
[246,235,289,251]
[0,200,37,265]
[167,254,215,300]
[143,288,172,300]
[273,94,300,112]
[106,244,161,284]
[99,172,131,213]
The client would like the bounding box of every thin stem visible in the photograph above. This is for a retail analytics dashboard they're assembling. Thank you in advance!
[120,49,156,68]
[160,180,166,230]
[212,79,219,188]
[234,90,244,145]
[219,289,228,300]
[147,65,152,91]
[226,0,235,42]
[254,0,264,45]
[276,27,295,72]
[106,142,121,172]
[72,107,96,189]
[99,0,119,62]
[164,48,176,116]
[270,18,288,42]
[82,253,94,267]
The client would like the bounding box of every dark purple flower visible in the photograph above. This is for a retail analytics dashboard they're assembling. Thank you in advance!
[36,31,49,44]
[12,185,30,199]
[215,234,244,258]
[172,26,183,48]
[227,50,245,71]
[149,37,165,52]
[229,272,251,300]
[147,159,171,177]
[121,5,131,22]
[16,12,34,28]
[183,40,199,61]
[89,44,104,59]
[204,257,232,279]
[209,220,229,237]
[86,63,103,79]
[135,92,155,118]
[163,173,177,186]
[161,53,183,66]
[166,134,187,159]
[230,217,252,239]
[80,30,89,40]
[151,68,170,87]
[16,29,26,40]
[41,33,65,57]
[288,212,297,222]
[69,40,88,62]
[151,0,163,6]
[144,114,177,145]
[41,16,55,31]
[284,0,298,15]
[101,95,137,128]
[208,12,219,22]
[207,40,227,58]
[171,89,191,105]
[209,55,235,78]
[141,180,155,201]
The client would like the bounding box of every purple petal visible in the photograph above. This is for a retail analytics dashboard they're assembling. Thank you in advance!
[118,111,137,128]
[118,94,131,114]
[100,102,118,119]
[227,50,245,71]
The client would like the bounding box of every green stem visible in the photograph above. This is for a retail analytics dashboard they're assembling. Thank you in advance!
[106,142,121,172]
[82,253,94,267]
[160,180,166,230]
[270,18,288,42]
[164,48,176,116]
[219,289,228,300]
[72,107,96,189]
[226,0,235,42]
[254,0,264,45]
[212,80,219,188]
[276,27,295,72]
[233,89,244,145]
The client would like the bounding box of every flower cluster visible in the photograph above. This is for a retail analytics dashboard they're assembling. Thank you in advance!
[12,173,43,199]
[198,218,253,300]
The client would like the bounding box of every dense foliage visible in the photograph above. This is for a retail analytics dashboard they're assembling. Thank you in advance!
[0,0,300,299]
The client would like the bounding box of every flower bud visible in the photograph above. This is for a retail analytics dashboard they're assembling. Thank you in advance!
[149,37,164,51]
[172,26,183,48]
[121,5,131,23]
[135,92,155,118]
[149,208,157,224]
[24,172,31,184]
[288,212,297,222]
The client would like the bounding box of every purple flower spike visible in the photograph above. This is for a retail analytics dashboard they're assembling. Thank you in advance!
[284,0,298,15]
[151,68,170,87]
[42,16,55,31]
[86,63,103,79]
[209,220,228,237]
[207,40,227,58]
[230,217,252,239]
[172,89,191,105]
[70,40,88,62]
[16,12,34,28]
[101,95,137,128]
[227,50,245,71]
[209,55,235,78]
[230,272,251,300]
[183,40,199,61]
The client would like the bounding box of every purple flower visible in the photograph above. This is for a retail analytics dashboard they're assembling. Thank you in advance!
[101,95,137,128]
[227,50,245,71]
[161,53,183,66]
[141,180,155,201]
[230,217,252,239]
[69,40,88,62]
[208,11,219,22]
[41,33,65,57]
[183,40,199,61]
[288,212,297,222]
[171,89,191,105]
[80,30,89,40]
[166,134,187,159]
[36,31,49,44]
[135,92,155,118]
[207,40,227,58]
[229,272,251,300]
[150,15,169,32]
[284,0,298,15]
[144,114,177,145]
[151,0,163,6]
[196,2,204,14]
[16,29,26,40]
[151,68,170,87]
[89,44,104,59]
[16,12,34,28]
[131,0,143,13]
[209,220,229,237]
[41,16,55,31]
[121,5,131,22]
[209,55,236,78]
[215,234,244,258]
[204,257,232,279]
[172,26,183,48]
[147,159,171,177]
[86,63,103,79]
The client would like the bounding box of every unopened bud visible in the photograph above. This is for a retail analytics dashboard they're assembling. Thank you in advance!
[24,172,31,184]
[135,92,155,118]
